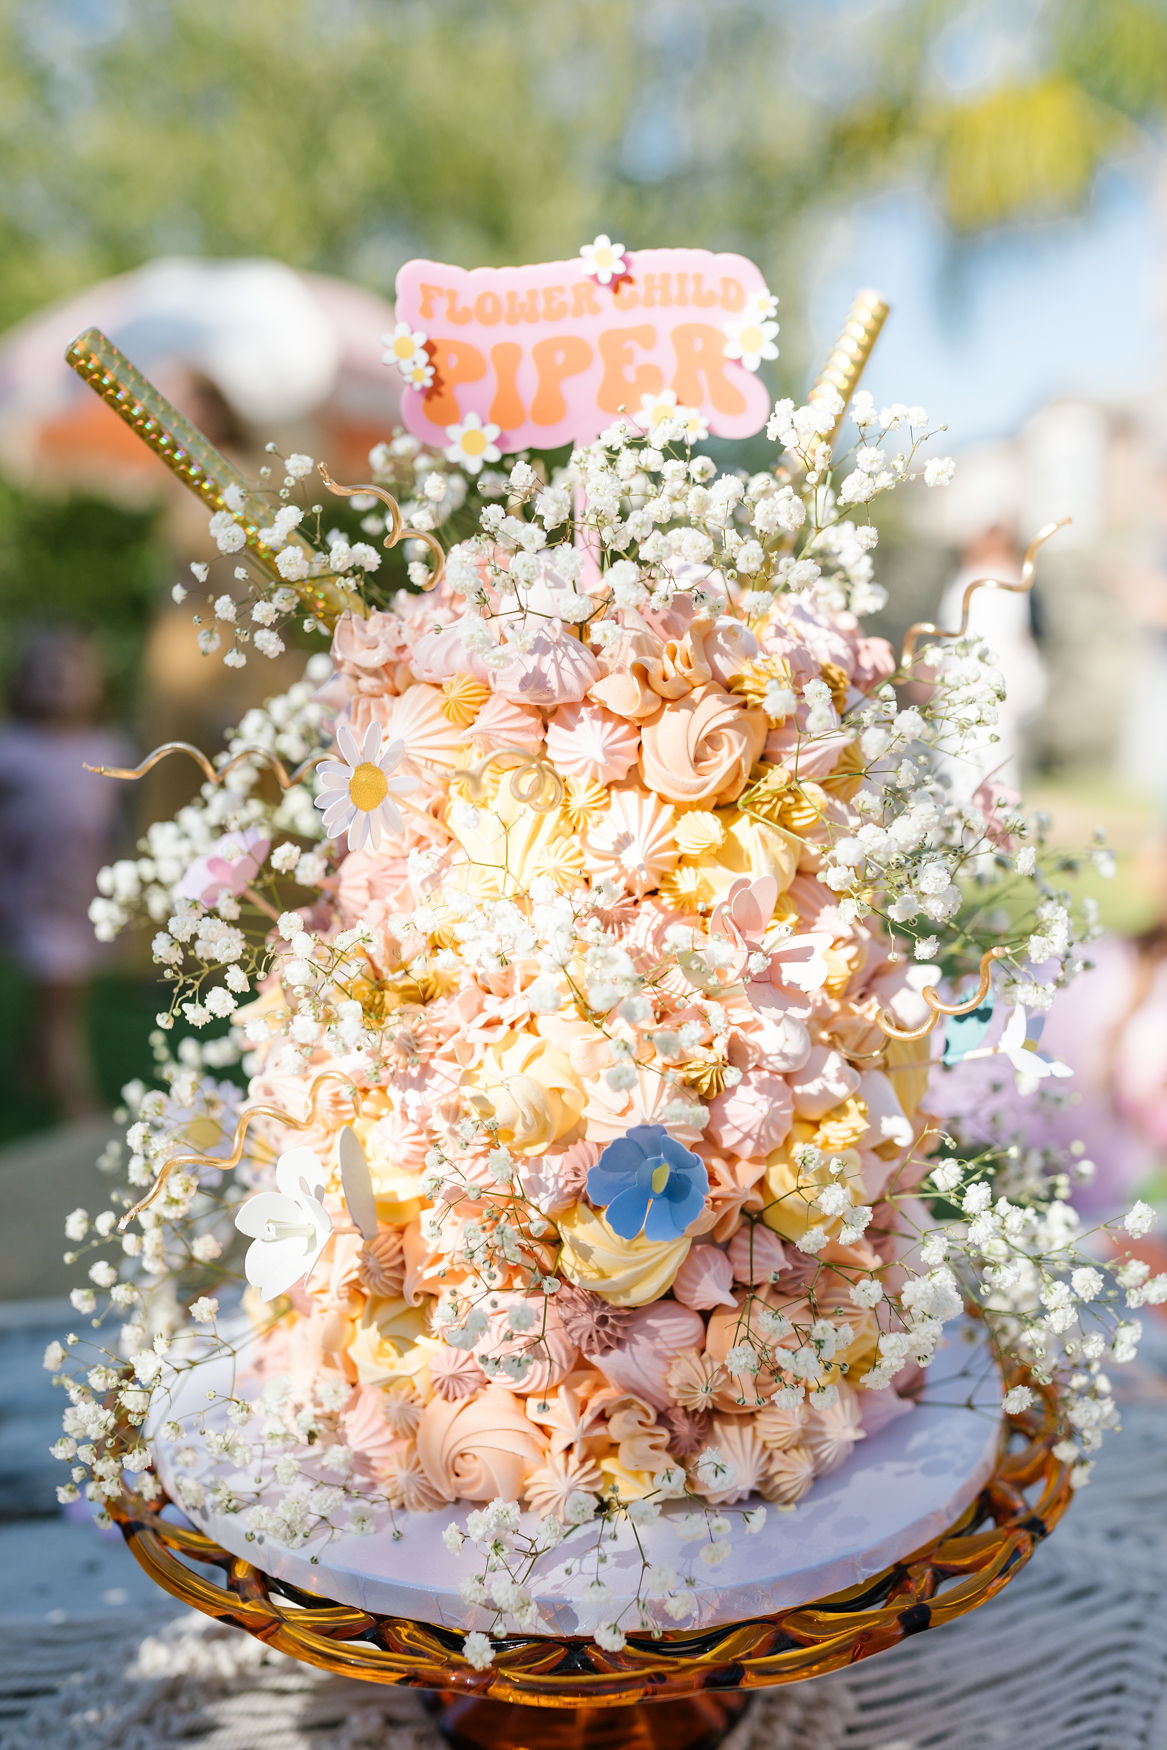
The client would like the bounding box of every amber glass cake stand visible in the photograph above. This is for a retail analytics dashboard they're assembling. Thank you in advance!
[105,1380,1070,1750]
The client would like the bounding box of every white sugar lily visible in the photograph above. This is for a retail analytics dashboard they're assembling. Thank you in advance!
[313,721,419,852]
[722,312,779,372]
[234,1146,333,1302]
[444,411,502,475]
[979,1005,1072,1094]
[337,1125,378,1241]
[382,321,428,374]
[578,233,627,285]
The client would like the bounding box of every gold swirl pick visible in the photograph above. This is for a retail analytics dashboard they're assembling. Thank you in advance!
[84,739,325,791]
[901,518,1069,665]
[64,328,362,622]
[119,1071,364,1229]
[318,465,446,592]
[808,288,890,450]
[460,746,565,813]
[878,945,1009,1043]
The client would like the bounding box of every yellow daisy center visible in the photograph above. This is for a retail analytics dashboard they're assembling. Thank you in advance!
[739,324,764,353]
[349,761,389,812]
[460,428,489,457]
[593,246,614,270]
[649,402,672,426]
[393,334,416,359]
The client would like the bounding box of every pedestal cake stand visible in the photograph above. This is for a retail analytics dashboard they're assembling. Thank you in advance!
[106,1337,1071,1750]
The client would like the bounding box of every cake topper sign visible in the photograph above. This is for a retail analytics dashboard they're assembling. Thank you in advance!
[393,246,775,454]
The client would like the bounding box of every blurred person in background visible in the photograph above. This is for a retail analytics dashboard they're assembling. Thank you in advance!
[936,525,1047,802]
[0,627,132,1119]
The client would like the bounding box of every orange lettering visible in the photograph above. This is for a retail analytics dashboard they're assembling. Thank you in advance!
[444,288,473,324]
[720,278,746,312]
[506,289,540,325]
[542,285,569,322]
[489,342,525,430]
[597,325,662,413]
[689,273,717,308]
[671,324,746,416]
[570,279,602,318]
[640,272,672,309]
[675,272,690,307]
[530,335,593,425]
[423,338,488,424]
[613,280,640,310]
[418,283,444,320]
[474,290,502,325]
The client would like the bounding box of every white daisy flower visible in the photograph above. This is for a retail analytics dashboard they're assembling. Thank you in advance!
[722,313,780,372]
[579,233,627,285]
[313,721,419,851]
[745,287,779,320]
[444,410,502,475]
[401,356,436,391]
[634,388,708,443]
[382,320,428,373]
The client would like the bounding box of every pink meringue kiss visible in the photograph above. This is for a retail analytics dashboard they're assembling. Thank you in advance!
[544,701,641,784]
[672,1244,736,1310]
[727,1224,786,1284]
[491,623,601,707]
[468,694,546,754]
[705,1070,793,1156]
[409,621,493,683]
[787,1045,861,1120]
[585,1302,705,1410]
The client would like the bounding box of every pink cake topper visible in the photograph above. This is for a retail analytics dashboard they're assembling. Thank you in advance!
[393,246,775,455]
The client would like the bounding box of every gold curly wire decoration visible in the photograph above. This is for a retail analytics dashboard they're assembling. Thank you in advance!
[901,517,1069,665]
[318,465,445,592]
[460,745,565,812]
[878,945,1009,1043]
[119,1071,364,1229]
[84,739,326,790]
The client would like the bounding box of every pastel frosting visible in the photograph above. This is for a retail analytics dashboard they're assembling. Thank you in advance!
[544,701,641,783]
[415,1383,549,1502]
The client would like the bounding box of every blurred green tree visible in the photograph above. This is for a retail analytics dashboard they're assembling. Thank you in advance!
[1,0,1164,357]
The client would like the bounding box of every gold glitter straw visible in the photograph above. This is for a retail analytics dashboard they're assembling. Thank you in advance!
[808,288,890,447]
[64,328,362,620]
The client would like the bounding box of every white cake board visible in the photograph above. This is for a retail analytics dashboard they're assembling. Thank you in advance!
[152,1322,1001,1636]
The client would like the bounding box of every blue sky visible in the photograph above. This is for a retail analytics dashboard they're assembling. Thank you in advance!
[808,167,1162,445]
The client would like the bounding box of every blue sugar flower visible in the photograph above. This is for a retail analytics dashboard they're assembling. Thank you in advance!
[586,1125,709,1243]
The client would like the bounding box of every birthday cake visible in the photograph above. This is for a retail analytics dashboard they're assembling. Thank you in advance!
[54,241,1158,1657]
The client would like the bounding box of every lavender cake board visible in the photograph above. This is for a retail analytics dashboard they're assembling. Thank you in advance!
[151,1322,1001,1635]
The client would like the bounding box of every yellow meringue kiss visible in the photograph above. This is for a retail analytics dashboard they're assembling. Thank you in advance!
[557,1202,691,1306]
